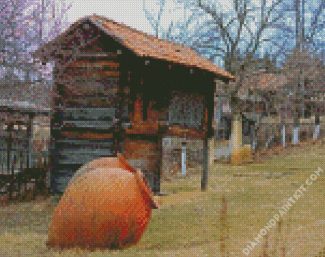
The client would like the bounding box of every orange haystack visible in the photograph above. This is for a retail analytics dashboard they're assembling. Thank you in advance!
[47,155,158,249]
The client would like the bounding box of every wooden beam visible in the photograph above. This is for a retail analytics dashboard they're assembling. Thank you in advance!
[6,124,12,175]
[201,136,209,191]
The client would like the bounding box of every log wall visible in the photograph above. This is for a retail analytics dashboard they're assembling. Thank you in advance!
[50,32,124,193]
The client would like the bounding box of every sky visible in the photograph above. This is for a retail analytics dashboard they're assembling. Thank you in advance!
[66,0,154,34]
[63,0,324,64]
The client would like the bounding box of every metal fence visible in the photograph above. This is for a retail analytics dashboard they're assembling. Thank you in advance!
[0,112,50,202]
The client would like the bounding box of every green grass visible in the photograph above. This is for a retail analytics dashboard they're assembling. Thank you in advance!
[1,142,325,256]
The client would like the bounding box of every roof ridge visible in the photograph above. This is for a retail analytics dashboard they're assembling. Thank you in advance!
[90,14,189,50]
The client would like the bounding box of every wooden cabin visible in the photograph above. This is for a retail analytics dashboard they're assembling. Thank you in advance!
[35,15,234,194]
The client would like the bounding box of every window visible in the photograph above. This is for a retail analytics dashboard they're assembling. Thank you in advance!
[168,91,204,129]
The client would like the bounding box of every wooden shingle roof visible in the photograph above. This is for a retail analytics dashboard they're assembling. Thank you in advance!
[36,15,234,81]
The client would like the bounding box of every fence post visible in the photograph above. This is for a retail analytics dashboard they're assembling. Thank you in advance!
[250,123,256,151]
[27,114,34,168]
[313,114,320,140]
[293,126,299,145]
[292,116,300,145]
[181,141,187,176]
[201,137,209,191]
[11,154,16,176]
[6,124,12,175]
[282,124,286,148]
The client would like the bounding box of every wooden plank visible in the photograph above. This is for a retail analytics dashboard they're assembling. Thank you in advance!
[58,150,114,165]
[56,139,114,148]
[67,60,120,69]
[60,131,114,140]
[64,96,117,108]
[61,77,119,85]
[63,108,115,121]
[58,147,113,156]
[59,77,119,97]
[55,138,114,165]
[60,108,116,128]
[166,126,205,139]
[62,120,114,129]
[76,52,118,58]
[64,69,120,78]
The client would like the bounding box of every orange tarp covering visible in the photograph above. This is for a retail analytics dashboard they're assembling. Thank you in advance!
[47,155,158,249]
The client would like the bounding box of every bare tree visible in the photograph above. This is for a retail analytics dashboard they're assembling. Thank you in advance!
[282,48,324,117]
[143,0,170,38]
[143,0,204,49]
[296,0,325,52]
[285,0,325,118]
[172,0,323,120]
[0,0,71,83]
[175,0,291,74]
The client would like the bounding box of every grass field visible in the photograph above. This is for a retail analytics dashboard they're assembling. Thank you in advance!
[1,142,325,257]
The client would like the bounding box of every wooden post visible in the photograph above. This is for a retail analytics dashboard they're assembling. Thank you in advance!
[292,126,299,145]
[27,114,34,168]
[20,150,23,171]
[11,154,16,176]
[292,115,300,145]
[313,114,320,140]
[155,135,162,194]
[201,136,209,191]
[282,124,286,148]
[6,124,12,175]
[250,123,256,151]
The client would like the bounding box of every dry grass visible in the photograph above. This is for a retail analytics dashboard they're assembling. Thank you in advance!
[1,142,325,256]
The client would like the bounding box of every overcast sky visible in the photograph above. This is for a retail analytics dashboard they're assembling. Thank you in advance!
[67,0,154,33]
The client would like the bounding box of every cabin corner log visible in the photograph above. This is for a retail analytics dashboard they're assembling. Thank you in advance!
[35,15,234,194]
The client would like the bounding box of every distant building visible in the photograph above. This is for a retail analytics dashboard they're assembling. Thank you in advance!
[0,82,50,174]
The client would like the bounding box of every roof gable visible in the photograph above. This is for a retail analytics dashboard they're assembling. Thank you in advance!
[35,15,234,81]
